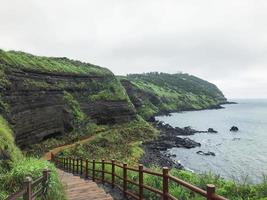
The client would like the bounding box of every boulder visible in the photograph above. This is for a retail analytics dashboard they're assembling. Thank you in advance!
[196,151,216,156]
[208,128,218,133]
[230,126,239,132]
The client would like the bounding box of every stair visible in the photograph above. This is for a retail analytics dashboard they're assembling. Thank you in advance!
[58,169,113,200]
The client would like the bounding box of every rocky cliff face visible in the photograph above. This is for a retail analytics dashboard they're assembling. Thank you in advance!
[0,50,135,147]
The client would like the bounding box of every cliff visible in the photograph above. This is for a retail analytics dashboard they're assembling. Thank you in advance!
[0,50,135,147]
[120,72,227,119]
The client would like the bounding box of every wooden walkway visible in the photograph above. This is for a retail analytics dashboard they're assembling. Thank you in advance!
[58,169,113,200]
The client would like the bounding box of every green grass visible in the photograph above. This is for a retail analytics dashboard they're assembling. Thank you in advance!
[63,91,86,125]
[0,115,66,199]
[120,73,226,119]
[63,159,267,200]
[88,77,130,102]
[0,116,22,171]
[62,117,158,165]
[0,49,112,76]
[0,158,66,200]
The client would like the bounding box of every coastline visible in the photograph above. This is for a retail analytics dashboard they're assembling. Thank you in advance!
[154,101,237,118]
[140,102,236,169]
[140,120,207,170]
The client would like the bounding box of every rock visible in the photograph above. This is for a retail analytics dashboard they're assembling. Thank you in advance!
[183,126,198,135]
[2,69,136,147]
[175,137,201,148]
[208,128,218,133]
[196,151,215,156]
[147,116,156,122]
[230,126,239,132]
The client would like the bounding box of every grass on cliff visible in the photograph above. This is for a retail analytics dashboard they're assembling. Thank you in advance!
[0,116,66,200]
[0,116,22,171]
[62,117,158,165]
[88,77,131,102]
[0,49,111,76]
[123,77,221,119]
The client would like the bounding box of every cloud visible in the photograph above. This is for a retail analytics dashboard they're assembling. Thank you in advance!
[0,0,266,98]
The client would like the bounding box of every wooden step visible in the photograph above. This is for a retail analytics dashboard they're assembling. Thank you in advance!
[58,169,114,200]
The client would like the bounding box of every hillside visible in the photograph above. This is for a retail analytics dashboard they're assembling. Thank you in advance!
[0,49,136,147]
[120,72,227,119]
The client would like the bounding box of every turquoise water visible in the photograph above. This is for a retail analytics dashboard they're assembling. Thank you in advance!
[156,99,267,183]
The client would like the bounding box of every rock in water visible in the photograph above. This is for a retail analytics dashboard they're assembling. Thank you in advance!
[230,126,239,132]
[208,128,218,133]
[196,151,216,156]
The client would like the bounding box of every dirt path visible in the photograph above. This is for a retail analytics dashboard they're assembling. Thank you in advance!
[42,135,96,161]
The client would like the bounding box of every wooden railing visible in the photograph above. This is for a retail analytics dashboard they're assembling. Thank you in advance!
[6,169,51,200]
[53,156,227,200]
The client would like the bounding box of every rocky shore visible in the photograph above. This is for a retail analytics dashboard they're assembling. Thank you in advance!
[140,119,212,169]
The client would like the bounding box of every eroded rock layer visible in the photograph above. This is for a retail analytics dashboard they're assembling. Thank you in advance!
[1,68,135,147]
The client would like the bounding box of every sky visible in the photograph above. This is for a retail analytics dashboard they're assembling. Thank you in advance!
[0,0,267,99]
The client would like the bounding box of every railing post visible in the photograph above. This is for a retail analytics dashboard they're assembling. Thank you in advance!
[163,167,169,200]
[69,157,71,172]
[63,158,66,169]
[51,152,54,162]
[67,158,69,171]
[43,169,49,182]
[207,184,215,200]
[123,163,128,197]
[111,159,115,188]
[42,169,50,198]
[139,164,144,200]
[92,159,96,182]
[102,159,105,184]
[80,158,83,175]
[65,158,67,170]
[23,177,32,200]
[85,159,89,179]
[76,158,79,174]
[72,158,75,174]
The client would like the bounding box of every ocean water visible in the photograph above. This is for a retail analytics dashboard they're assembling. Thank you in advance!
[156,99,267,183]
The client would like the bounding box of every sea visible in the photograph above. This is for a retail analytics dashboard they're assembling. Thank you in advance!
[156,99,267,183]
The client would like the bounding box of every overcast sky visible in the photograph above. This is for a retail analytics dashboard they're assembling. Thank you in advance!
[1,0,267,99]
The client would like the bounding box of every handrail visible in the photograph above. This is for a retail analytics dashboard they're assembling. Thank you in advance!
[6,169,51,200]
[52,155,228,200]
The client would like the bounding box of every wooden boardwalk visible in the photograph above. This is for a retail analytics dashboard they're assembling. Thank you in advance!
[58,169,113,200]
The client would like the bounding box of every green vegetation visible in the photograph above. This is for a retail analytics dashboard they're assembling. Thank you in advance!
[62,117,158,165]
[0,115,66,199]
[79,163,266,200]
[63,91,86,124]
[0,158,66,200]
[143,168,267,200]
[88,77,130,102]
[120,72,226,119]
[0,49,111,76]
[0,116,22,170]
[1,49,265,199]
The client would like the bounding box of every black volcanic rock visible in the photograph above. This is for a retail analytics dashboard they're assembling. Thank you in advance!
[196,151,216,156]
[230,126,239,132]
[0,68,136,147]
[208,128,218,133]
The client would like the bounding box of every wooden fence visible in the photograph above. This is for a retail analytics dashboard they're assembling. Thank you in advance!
[6,169,51,200]
[53,156,227,200]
